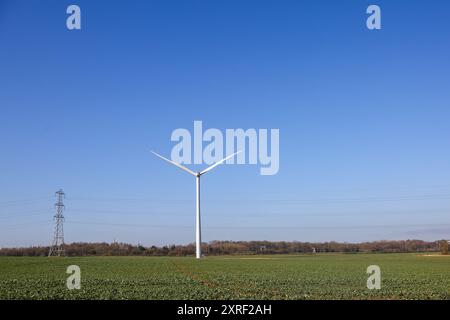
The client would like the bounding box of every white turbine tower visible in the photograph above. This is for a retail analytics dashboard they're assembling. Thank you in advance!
[151,150,241,259]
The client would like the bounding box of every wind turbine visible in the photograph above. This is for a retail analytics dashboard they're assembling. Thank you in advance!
[151,150,241,259]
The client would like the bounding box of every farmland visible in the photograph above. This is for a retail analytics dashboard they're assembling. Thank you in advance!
[0,253,449,300]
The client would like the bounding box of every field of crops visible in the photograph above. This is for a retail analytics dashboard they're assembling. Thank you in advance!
[0,253,449,299]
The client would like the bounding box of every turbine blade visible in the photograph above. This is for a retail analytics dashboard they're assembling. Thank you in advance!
[200,151,241,175]
[151,151,197,176]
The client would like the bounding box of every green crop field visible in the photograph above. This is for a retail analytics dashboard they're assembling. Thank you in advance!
[0,253,449,300]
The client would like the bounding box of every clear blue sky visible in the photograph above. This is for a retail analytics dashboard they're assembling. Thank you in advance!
[1,0,450,247]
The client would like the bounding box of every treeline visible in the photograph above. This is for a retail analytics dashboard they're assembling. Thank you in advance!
[0,240,446,257]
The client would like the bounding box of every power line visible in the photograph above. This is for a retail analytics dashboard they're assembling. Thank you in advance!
[0,199,52,208]
[0,197,52,205]
[64,220,450,230]
[1,191,449,207]
[67,193,450,204]
[0,221,51,229]
[0,212,50,220]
